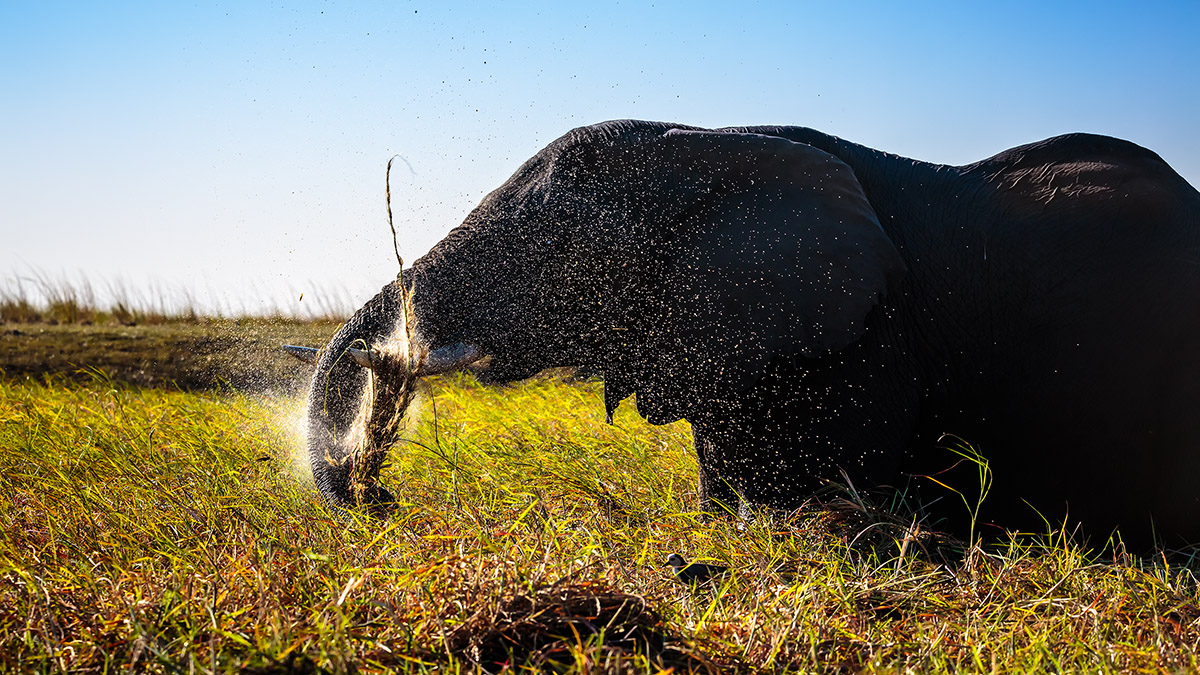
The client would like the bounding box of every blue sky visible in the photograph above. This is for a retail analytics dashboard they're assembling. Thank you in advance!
[3,1,1198,314]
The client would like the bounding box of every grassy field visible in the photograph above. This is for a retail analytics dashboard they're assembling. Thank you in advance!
[0,321,338,393]
[0,273,349,391]
[5,356,1200,673]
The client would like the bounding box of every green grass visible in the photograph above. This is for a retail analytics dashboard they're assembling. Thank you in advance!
[4,373,1200,673]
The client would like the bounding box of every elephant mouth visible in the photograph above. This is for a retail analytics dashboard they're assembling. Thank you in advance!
[469,352,546,384]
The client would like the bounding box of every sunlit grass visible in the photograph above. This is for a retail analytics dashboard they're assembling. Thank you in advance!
[3,373,1200,672]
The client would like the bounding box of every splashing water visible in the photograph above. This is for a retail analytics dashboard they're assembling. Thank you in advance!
[272,392,317,487]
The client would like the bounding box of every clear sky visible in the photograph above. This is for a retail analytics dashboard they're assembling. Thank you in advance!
[3,1,1198,315]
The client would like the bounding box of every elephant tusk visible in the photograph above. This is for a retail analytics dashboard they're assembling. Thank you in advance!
[346,347,374,368]
[309,342,480,373]
[419,343,484,376]
[282,345,319,363]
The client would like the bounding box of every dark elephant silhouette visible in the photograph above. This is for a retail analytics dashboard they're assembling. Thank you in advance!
[303,120,1200,550]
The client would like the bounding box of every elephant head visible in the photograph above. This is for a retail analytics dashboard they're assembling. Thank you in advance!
[305,120,905,512]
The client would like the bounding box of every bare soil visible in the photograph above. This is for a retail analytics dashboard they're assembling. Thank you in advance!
[0,320,338,392]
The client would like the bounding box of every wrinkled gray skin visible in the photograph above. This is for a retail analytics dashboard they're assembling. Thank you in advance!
[308,120,1200,549]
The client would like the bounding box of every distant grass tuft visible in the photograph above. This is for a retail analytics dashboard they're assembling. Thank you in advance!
[4,374,1200,672]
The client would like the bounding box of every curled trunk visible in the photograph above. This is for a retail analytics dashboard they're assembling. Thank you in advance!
[306,281,405,511]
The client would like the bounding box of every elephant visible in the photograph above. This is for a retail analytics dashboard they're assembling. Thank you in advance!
[302,119,1200,550]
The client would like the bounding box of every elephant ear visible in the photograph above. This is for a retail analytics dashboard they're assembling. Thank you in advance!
[598,129,906,423]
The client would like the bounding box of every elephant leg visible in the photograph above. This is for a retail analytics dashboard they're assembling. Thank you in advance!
[693,423,743,516]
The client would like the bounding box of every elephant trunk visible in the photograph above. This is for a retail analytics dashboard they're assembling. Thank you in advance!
[306,281,406,511]
[305,277,484,513]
